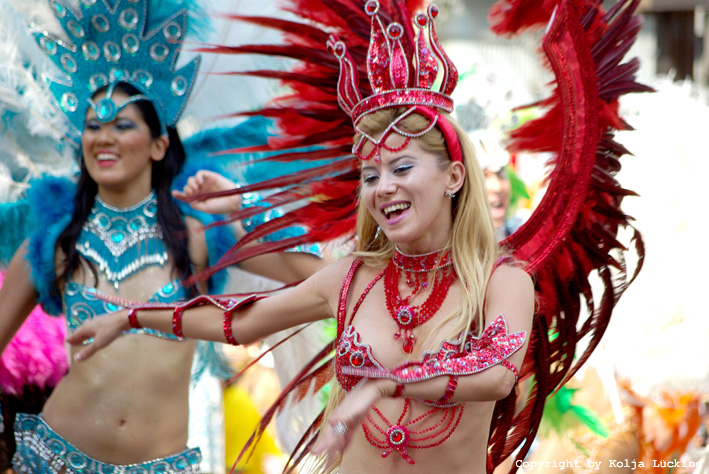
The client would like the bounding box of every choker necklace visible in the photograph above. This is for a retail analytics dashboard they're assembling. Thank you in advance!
[385,247,456,353]
[77,191,168,290]
[391,246,454,272]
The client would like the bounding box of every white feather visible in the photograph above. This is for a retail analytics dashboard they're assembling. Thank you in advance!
[0,0,76,200]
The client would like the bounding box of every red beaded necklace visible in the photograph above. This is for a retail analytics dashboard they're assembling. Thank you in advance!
[362,399,465,464]
[384,247,456,353]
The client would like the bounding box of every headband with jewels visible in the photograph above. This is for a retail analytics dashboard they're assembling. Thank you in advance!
[34,0,200,141]
[326,1,461,162]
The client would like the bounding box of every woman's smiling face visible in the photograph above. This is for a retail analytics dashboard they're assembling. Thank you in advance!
[81,88,167,200]
[359,133,464,254]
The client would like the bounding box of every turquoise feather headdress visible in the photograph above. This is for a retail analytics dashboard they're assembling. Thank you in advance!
[33,0,200,140]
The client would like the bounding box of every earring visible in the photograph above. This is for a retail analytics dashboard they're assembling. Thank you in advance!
[445,191,455,199]
[375,226,382,238]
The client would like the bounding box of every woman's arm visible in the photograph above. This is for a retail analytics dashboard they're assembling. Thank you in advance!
[175,169,329,284]
[68,256,354,360]
[0,241,42,353]
[313,265,535,456]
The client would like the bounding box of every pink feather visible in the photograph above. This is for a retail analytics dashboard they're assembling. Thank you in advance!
[0,272,67,396]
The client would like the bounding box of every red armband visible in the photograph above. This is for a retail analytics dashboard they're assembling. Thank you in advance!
[223,310,238,345]
[222,294,266,346]
[106,293,267,344]
[128,308,141,329]
[172,307,185,338]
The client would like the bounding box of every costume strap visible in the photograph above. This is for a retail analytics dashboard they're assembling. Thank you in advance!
[336,258,365,336]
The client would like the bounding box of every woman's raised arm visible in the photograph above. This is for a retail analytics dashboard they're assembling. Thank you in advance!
[68,256,354,360]
[175,169,330,284]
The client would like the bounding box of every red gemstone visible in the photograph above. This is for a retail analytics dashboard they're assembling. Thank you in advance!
[350,351,364,367]
[388,23,403,39]
[335,43,345,56]
[397,306,413,325]
[403,338,414,353]
[387,425,408,446]
[429,4,439,18]
[365,0,378,15]
[415,13,427,28]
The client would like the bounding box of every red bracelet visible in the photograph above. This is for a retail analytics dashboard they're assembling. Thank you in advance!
[392,383,405,398]
[128,308,141,329]
[223,310,239,345]
[172,307,185,338]
[439,375,458,404]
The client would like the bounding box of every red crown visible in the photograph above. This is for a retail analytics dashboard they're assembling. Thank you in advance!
[327,1,458,126]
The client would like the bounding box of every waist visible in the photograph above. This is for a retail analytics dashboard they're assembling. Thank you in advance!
[43,336,194,454]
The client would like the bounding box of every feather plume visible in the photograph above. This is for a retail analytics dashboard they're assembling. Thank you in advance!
[130,1,649,471]
[484,0,648,468]
[0,272,67,396]
[0,1,76,200]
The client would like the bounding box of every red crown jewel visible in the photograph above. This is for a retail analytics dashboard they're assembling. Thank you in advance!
[327,1,459,127]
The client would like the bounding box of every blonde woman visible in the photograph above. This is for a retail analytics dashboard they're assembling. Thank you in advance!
[69,103,534,473]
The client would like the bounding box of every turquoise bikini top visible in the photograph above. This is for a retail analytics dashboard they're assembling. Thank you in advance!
[65,191,187,342]
[64,279,188,341]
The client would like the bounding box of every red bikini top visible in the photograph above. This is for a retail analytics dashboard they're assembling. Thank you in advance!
[334,259,469,393]
[334,258,524,398]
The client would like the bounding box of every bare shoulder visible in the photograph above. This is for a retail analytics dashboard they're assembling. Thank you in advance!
[485,263,535,324]
[305,255,359,296]
[488,264,534,294]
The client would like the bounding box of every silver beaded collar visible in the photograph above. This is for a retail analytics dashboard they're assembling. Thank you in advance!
[76,191,168,290]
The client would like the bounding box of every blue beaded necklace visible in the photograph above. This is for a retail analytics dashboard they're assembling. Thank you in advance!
[76,191,168,290]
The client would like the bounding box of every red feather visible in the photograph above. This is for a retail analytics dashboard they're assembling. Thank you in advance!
[489,0,647,468]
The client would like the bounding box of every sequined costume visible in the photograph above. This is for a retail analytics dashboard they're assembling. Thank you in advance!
[13,414,202,474]
[330,258,525,463]
[335,259,525,398]
[63,191,188,338]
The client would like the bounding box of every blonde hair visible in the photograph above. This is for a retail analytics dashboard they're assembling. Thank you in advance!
[355,107,499,341]
[308,108,500,473]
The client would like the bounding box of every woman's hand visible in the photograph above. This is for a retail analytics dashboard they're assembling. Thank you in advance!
[171,169,242,215]
[312,379,394,467]
[66,309,130,361]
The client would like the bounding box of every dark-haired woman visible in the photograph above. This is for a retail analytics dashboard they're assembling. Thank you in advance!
[0,83,320,473]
